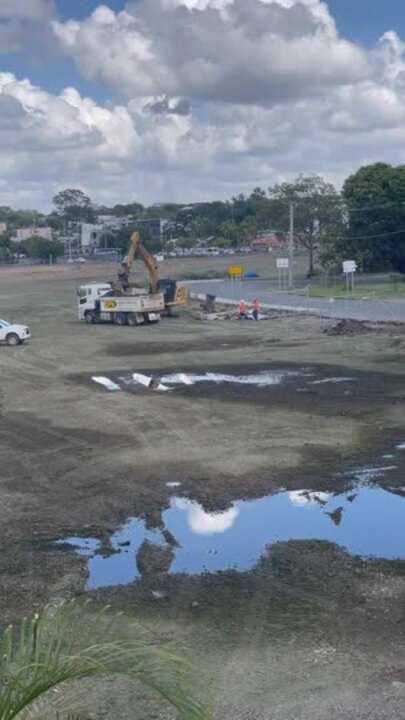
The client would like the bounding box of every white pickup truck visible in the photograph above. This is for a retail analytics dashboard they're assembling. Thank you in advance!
[77,283,165,326]
[0,319,31,345]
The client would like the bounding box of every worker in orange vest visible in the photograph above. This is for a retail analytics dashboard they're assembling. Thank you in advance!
[252,298,260,321]
[238,300,247,319]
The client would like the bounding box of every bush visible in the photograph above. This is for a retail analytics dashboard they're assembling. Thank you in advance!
[22,235,64,263]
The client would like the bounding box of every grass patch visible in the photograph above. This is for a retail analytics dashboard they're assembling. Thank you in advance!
[178,269,229,281]
[299,282,405,299]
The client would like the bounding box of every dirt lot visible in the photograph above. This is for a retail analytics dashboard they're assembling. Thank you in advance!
[0,263,405,719]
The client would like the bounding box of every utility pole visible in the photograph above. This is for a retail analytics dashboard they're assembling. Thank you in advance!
[288,202,294,287]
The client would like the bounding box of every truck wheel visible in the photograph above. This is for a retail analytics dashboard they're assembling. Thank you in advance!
[6,333,21,346]
[85,311,95,324]
[115,313,128,326]
[127,313,138,326]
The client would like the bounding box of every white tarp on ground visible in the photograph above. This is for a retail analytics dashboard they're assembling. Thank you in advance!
[132,373,170,391]
[92,376,121,391]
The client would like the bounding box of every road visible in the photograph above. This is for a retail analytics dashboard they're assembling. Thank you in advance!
[188,279,405,322]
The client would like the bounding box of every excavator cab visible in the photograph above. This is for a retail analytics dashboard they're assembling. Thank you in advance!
[157,278,176,304]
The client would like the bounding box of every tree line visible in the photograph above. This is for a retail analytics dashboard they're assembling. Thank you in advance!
[1,163,405,273]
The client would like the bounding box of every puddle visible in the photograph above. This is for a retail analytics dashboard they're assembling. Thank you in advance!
[59,483,405,590]
[89,366,363,395]
[310,377,354,385]
[160,371,304,387]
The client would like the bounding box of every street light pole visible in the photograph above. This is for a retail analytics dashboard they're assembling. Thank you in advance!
[288,202,294,287]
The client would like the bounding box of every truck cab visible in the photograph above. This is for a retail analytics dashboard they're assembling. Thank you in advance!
[77,283,112,321]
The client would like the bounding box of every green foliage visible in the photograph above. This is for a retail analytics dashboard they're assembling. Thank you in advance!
[0,602,210,720]
[269,175,341,275]
[179,268,228,281]
[0,208,45,231]
[98,202,144,217]
[218,221,240,247]
[22,236,64,263]
[339,163,405,272]
[105,226,164,254]
[52,190,96,224]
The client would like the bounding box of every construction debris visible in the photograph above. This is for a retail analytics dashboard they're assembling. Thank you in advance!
[92,376,121,391]
[323,319,372,336]
[132,372,170,391]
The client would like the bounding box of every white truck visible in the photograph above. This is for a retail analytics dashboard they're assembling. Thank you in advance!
[77,283,165,326]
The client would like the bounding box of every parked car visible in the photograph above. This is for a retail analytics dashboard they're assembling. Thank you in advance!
[0,319,31,346]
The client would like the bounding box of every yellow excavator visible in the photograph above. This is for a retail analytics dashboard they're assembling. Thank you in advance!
[114,231,187,314]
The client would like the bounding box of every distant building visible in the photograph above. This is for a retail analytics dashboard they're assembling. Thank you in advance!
[80,223,104,253]
[250,233,288,252]
[136,218,168,240]
[0,222,7,235]
[14,227,53,242]
[97,214,135,231]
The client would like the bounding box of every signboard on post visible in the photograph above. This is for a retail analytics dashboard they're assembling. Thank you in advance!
[343,260,357,274]
[277,258,289,288]
[228,265,244,277]
[228,265,243,302]
[342,260,357,295]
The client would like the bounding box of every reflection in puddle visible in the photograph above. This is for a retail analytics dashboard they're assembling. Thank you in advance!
[160,371,304,387]
[173,498,239,534]
[59,483,405,590]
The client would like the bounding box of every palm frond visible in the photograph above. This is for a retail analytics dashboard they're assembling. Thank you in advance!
[0,602,210,720]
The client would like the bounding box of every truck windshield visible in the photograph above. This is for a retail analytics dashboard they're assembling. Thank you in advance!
[77,288,87,298]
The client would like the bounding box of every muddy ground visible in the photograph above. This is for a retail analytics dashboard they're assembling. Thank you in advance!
[0,264,405,718]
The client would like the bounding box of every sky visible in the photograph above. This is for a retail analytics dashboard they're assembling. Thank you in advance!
[1,0,405,210]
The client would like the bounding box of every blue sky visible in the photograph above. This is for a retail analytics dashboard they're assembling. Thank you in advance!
[329,0,405,45]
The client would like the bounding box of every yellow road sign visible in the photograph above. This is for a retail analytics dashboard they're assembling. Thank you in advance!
[228,265,244,277]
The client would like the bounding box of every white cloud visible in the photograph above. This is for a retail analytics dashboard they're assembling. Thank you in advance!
[173,498,239,535]
[0,0,55,54]
[288,491,329,507]
[3,3,405,209]
[0,0,54,20]
[53,0,369,105]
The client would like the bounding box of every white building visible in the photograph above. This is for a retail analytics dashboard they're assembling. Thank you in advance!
[80,223,104,252]
[0,222,7,235]
[14,227,53,242]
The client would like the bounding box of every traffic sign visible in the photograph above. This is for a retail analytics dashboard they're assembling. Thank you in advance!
[277,258,289,269]
[343,260,357,274]
[228,265,243,276]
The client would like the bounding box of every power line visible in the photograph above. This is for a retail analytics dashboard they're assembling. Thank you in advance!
[330,227,405,241]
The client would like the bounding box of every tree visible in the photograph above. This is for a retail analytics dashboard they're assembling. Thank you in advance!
[22,236,64,263]
[269,175,341,276]
[218,221,240,247]
[339,163,405,272]
[0,602,209,719]
[0,233,12,262]
[105,226,164,255]
[53,189,96,224]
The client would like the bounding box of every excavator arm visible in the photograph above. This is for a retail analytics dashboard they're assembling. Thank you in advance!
[116,230,187,309]
[117,231,158,294]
